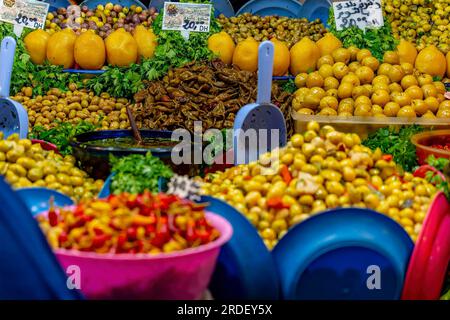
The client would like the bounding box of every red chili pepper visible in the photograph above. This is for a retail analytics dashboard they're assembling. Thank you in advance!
[127,227,137,241]
[92,234,108,249]
[243,175,252,180]
[267,197,290,209]
[117,232,127,248]
[48,208,58,227]
[280,165,292,184]
[151,217,170,247]
[382,154,393,161]
[58,232,68,244]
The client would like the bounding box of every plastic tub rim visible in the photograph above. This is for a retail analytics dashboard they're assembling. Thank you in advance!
[37,211,233,261]
[411,129,450,159]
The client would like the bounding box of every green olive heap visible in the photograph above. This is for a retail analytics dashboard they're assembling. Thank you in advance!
[12,86,130,131]
[218,13,327,48]
[202,122,436,249]
[0,133,103,201]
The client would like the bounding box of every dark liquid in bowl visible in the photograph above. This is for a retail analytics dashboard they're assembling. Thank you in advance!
[81,137,179,149]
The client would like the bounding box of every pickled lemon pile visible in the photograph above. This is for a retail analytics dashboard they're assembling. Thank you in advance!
[383,0,449,54]
[292,40,449,118]
[0,133,103,201]
[201,122,436,249]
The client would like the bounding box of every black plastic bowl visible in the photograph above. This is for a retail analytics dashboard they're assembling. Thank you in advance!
[70,130,200,180]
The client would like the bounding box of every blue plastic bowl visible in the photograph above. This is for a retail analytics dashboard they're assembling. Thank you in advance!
[201,195,280,300]
[16,187,74,216]
[236,0,302,18]
[273,208,414,300]
[299,0,331,27]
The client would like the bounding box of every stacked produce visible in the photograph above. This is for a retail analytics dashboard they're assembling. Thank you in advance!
[0,133,102,201]
[202,122,436,248]
[38,192,220,254]
[132,59,294,134]
[218,13,327,48]
[12,86,130,131]
[25,25,156,69]
[291,35,449,118]
[383,0,449,54]
[45,4,158,38]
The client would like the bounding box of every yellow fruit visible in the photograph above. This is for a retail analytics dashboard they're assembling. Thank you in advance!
[271,38,290,76]
[232,37,259,72]
[24,29,50,65]
[295,73,308,88]
[105,28,138,67]
[290,37,320,75]
[46,29,77,68]
[415,46,446,78]
[383,51,399,64]
[396,40,418,65]
[74,31,105,70]
[316,33,342,57]
[208,31,235,65]
[332,48,351,64]
[134,25,158,60]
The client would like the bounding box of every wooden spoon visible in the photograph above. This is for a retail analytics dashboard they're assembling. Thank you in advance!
[126,105,144,145]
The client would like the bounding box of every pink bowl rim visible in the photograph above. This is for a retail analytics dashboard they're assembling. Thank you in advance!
[37,211,233,261]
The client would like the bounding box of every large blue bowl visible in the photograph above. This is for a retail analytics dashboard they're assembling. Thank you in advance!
[273,208,414,300]
[236,0,303,18]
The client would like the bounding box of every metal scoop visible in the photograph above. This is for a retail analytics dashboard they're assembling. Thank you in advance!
[233,41,287,164]
[0,37,28,139]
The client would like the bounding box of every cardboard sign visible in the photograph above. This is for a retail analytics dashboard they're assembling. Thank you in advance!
[333,0,384,31]
[162,1,212,33]
[0,0,49,30]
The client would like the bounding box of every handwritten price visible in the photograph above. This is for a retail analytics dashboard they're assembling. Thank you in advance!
[182,19,208,32]
[14,13,42,28]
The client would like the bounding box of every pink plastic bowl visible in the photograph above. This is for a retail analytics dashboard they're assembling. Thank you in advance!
[43,212,232,300]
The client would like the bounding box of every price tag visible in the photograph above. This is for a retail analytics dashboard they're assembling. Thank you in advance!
[333,0,384,31]
[0,0,49,30]
[162,1,212,33]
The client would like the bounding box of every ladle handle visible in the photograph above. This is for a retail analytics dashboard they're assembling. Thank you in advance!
[256,41,274,105]
[0,37,16,98]
[126,105,143,145]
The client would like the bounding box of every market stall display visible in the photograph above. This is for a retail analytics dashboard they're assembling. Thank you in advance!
[0,0,449,301]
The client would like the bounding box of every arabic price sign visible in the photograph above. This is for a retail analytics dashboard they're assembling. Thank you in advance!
[333,0,384,31]
[162,1,212,33]
[0,0,49,29]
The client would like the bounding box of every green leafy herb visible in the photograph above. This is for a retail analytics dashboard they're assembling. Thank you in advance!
[281,79,297,94]
[362,125,424,172]
[29,120,98,156]
[110,153,173,194]
[327,7,398,61]
[425,155,450,200]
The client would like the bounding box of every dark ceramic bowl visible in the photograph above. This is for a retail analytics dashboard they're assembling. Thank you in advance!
[70,130,201,179]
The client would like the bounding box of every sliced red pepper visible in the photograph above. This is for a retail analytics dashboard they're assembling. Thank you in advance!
[280,165,292,184]
[382,154,393,161]
[92,234,108,249]
[126,227,137,241]
[48,208,58,227]
[195,228,212,244]
[267,197,290,209]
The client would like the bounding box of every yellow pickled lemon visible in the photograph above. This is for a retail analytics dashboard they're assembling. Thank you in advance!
[74,30,105,70]
[396,39,417,65]
[316,33,342,57]
[105,28,138,67]
[271,38,290,76]
[208,31,235,65]
[24,29,50,65]
[232,37,259,72]
[290,37,320,75]
[46,29,77,68]
[415,45,446,78]
[133,25,157,60]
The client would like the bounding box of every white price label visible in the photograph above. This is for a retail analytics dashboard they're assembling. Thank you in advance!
[162,1,211,33]
[333,0,384,31]
[0,0,49,30]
